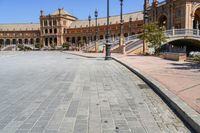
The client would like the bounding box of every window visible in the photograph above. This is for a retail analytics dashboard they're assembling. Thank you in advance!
[45,29,48,34]
[44,20,47,26]
[176,9,181,18]
[50,29,52,34]
[54,29,57,34]
[53,20,57,26]
[63,21,66,26]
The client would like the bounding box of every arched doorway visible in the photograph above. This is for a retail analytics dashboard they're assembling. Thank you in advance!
[161,39,200,56]
[159,15,167,30]
[5,39,10,45]
[124,33,128,37]
[100,35,104,39]
[18,39,23,44]
[30,39,34,44]
[36,38,40,44]
[83,36,87,43]
[54,38,57,46]
[12,39,16,45]
[0,39,4,46]
[24,39,28,44]
[72,37,75,44]
[193,8,200,29]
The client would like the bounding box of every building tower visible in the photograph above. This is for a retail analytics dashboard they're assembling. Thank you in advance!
[40,8,77,48]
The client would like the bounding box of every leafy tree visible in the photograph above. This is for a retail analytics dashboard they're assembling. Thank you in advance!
[139,22,167,54]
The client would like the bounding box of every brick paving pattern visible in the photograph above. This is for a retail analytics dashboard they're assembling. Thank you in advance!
[0,52,191,133]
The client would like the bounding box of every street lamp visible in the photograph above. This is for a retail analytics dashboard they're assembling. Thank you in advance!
[88,15,91,45]
[105,0,112,60]
[129,17,132,36]
[119,0,124,46]
[95,9,98,53]
[143,0,149,53]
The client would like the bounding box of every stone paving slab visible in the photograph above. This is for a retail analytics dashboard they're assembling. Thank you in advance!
[64,52,200,112]
[0,51,192,133]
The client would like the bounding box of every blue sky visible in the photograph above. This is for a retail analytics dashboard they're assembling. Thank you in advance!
[0,0,162,24]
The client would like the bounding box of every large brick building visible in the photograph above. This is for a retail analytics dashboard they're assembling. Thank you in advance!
[0,8,143,48]
[146,0,200,30]
[0,0,200,50]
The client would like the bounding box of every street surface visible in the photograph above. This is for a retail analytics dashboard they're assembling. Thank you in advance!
[0,52,191,133]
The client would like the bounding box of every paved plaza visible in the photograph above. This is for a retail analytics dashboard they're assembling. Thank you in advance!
[113,54,200,114]
[0,52,192,133]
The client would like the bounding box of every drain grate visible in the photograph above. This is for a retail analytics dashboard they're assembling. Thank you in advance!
[138,84,149,89]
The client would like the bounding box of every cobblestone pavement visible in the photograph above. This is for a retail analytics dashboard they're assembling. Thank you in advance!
[0,52,191,133]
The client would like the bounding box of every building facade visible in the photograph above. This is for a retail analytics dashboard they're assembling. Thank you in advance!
[0,0,200,49]
[146,0,200,30]
[0,8,143,48]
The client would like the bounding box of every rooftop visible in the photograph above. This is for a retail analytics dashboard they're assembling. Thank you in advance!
[51,8,72,16]
[69,11,143,28]
[0,23,40,31]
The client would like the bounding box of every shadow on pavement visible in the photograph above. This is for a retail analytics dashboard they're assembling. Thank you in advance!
[169,62,200,71]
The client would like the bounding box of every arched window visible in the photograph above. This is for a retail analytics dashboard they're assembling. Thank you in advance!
[36,38,40,44]
[54,38,57,45]
[100,35,104,39]
[50,29,52,34]
[6,39,10,45]
[44,20,47,26]
[159,15,167,30]
[72,37,75,44]
[45,29,48,34]
[12,39,16,44]
[83,36,87,43]
[30,39,34,44]
[45,38,48,46]
[124,33,128,37]
[18,39,22,44]
[24,39,28,44]
[53,20,57,26]
[54,29,57,34]
[194,8,200,30]
[0,39,4,45]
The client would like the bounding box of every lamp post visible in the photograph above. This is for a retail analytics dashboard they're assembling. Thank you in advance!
[88,15,91,46]
[143,0,149,53]
[119,0,124,46]
[105,0,112,60]
[95,9,98,53]
[119,0,126,54]
[129,17,132,36]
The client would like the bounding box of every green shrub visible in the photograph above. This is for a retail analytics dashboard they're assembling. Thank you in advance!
[35,43,42,49]
[62,42,70,50]
[17,44,25,51]
[192,55,200,62]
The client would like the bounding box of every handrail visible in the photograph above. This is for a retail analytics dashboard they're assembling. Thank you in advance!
[85,28,200,50]
[164,29,200,37]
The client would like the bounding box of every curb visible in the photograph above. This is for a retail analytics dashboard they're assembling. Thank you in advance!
[62,51,102,59]
[112,56,200,133]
